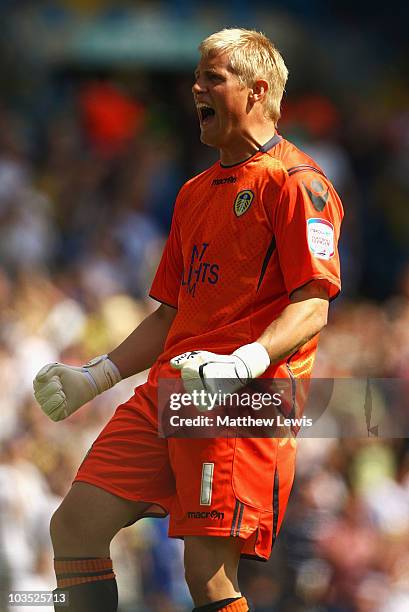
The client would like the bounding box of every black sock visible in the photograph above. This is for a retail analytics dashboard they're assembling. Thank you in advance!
[193,596,243,612]
[54,579,118,612]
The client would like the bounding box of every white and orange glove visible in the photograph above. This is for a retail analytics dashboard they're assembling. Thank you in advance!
[33,355,122,421]
[170,342,270,403]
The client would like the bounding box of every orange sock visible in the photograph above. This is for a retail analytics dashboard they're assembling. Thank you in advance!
[54,557,115,588]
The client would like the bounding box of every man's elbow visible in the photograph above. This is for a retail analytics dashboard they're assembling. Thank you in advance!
[312,299,329,334]
[156,303,177,326]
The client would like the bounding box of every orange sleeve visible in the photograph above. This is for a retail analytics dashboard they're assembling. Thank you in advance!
[273,171,344,300]
[149,207,183,309]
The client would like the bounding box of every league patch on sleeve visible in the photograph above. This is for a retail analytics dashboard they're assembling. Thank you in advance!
[307,218,334,260]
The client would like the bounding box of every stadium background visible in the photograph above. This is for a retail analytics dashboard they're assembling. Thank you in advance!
[0,1,408,611]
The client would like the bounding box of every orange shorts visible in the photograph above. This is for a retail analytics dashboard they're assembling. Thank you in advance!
[75,366,296,561]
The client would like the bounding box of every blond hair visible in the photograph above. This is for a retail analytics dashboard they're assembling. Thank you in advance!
[199,28,288,125]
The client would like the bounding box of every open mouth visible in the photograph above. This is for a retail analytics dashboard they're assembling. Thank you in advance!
[198,105,216,124]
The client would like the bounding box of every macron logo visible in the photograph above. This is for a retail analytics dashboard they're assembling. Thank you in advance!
[211,176,237,186]
[187,510,225,520]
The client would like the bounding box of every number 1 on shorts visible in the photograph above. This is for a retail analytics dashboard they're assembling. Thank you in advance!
[200,463,214,505]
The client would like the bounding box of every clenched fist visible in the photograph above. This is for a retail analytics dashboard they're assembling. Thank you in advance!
[33,355,121,421]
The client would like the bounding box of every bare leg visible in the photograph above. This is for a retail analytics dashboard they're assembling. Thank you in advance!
[184,536,243,607]
[50,482,153,556]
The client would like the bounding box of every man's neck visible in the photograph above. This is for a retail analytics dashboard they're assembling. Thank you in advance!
[219,125,277,166]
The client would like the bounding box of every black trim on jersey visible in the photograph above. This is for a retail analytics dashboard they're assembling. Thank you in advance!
[256,236,277,291]
[123,501,169,527]
[287,164,326,178]
[258,133,282,153]
[230,500,240,536]
[123,511,169,528]
[148,293,178,309]
[235,502,245,537]
[289,278,341,303]
[220,134,281,168]
[272,470,280,543]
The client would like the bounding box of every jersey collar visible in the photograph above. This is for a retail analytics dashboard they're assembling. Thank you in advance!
[258,133,282,152]
[220,133,282,168]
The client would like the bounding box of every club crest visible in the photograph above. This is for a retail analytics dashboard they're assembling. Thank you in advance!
[234,190,254,217]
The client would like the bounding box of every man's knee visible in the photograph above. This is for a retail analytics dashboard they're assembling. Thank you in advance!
[50,483,128,557]
[50,498,101,555]
[49,482,142,557]
[49,504,67,546]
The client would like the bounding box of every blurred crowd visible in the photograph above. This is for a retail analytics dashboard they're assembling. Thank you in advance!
[1,1,409,611]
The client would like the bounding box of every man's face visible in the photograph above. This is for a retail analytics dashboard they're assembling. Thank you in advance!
[192,53,251,150]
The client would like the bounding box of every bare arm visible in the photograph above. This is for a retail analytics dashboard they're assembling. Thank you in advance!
[108,303,177,378]
[257,281,329,363]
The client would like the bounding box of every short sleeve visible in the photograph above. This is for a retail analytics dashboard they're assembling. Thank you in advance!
[273,171,344,300]
[149,209,183,308]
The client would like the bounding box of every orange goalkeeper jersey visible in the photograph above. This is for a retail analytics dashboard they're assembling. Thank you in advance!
[150,134,343,379]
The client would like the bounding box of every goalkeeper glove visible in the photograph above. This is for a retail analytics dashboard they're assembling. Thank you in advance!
[33,355,122,422]
[170,342,270,403]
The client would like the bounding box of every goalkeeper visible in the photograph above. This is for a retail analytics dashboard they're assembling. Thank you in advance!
[34,28,343,612]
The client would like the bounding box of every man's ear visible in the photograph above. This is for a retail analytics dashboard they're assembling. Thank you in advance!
[249,79,269,103]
